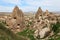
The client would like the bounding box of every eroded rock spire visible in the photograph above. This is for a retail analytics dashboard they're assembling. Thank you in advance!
[35,7,43,19]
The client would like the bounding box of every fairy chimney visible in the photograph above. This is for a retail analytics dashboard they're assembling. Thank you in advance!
[12,6,24,18]
[44,10,49,16]
[35,7,43,19]
[9,6,25,30]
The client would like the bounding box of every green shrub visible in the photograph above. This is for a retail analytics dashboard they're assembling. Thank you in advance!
[48,22,60,40]
[17,28,36,40]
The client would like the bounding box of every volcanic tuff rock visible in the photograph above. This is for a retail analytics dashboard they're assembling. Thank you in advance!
[12,6,24,17]
[35,7,43,19]
[44,10,49,16]
[6,6,25,33]
[0,6,60,39]
[34,8,58,38]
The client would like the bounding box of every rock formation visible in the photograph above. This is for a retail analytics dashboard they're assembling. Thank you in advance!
[13,6,24,25]
[34,18,51,38]
[35,7,43,19]
[44,9,49,16]
[12,6,24,18]
[6,6,25,33]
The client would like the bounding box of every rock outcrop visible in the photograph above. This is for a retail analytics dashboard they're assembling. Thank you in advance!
[12,6,24,18]
[35,7,43,19]
[6,6,25,33]
[44,10,49,16]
